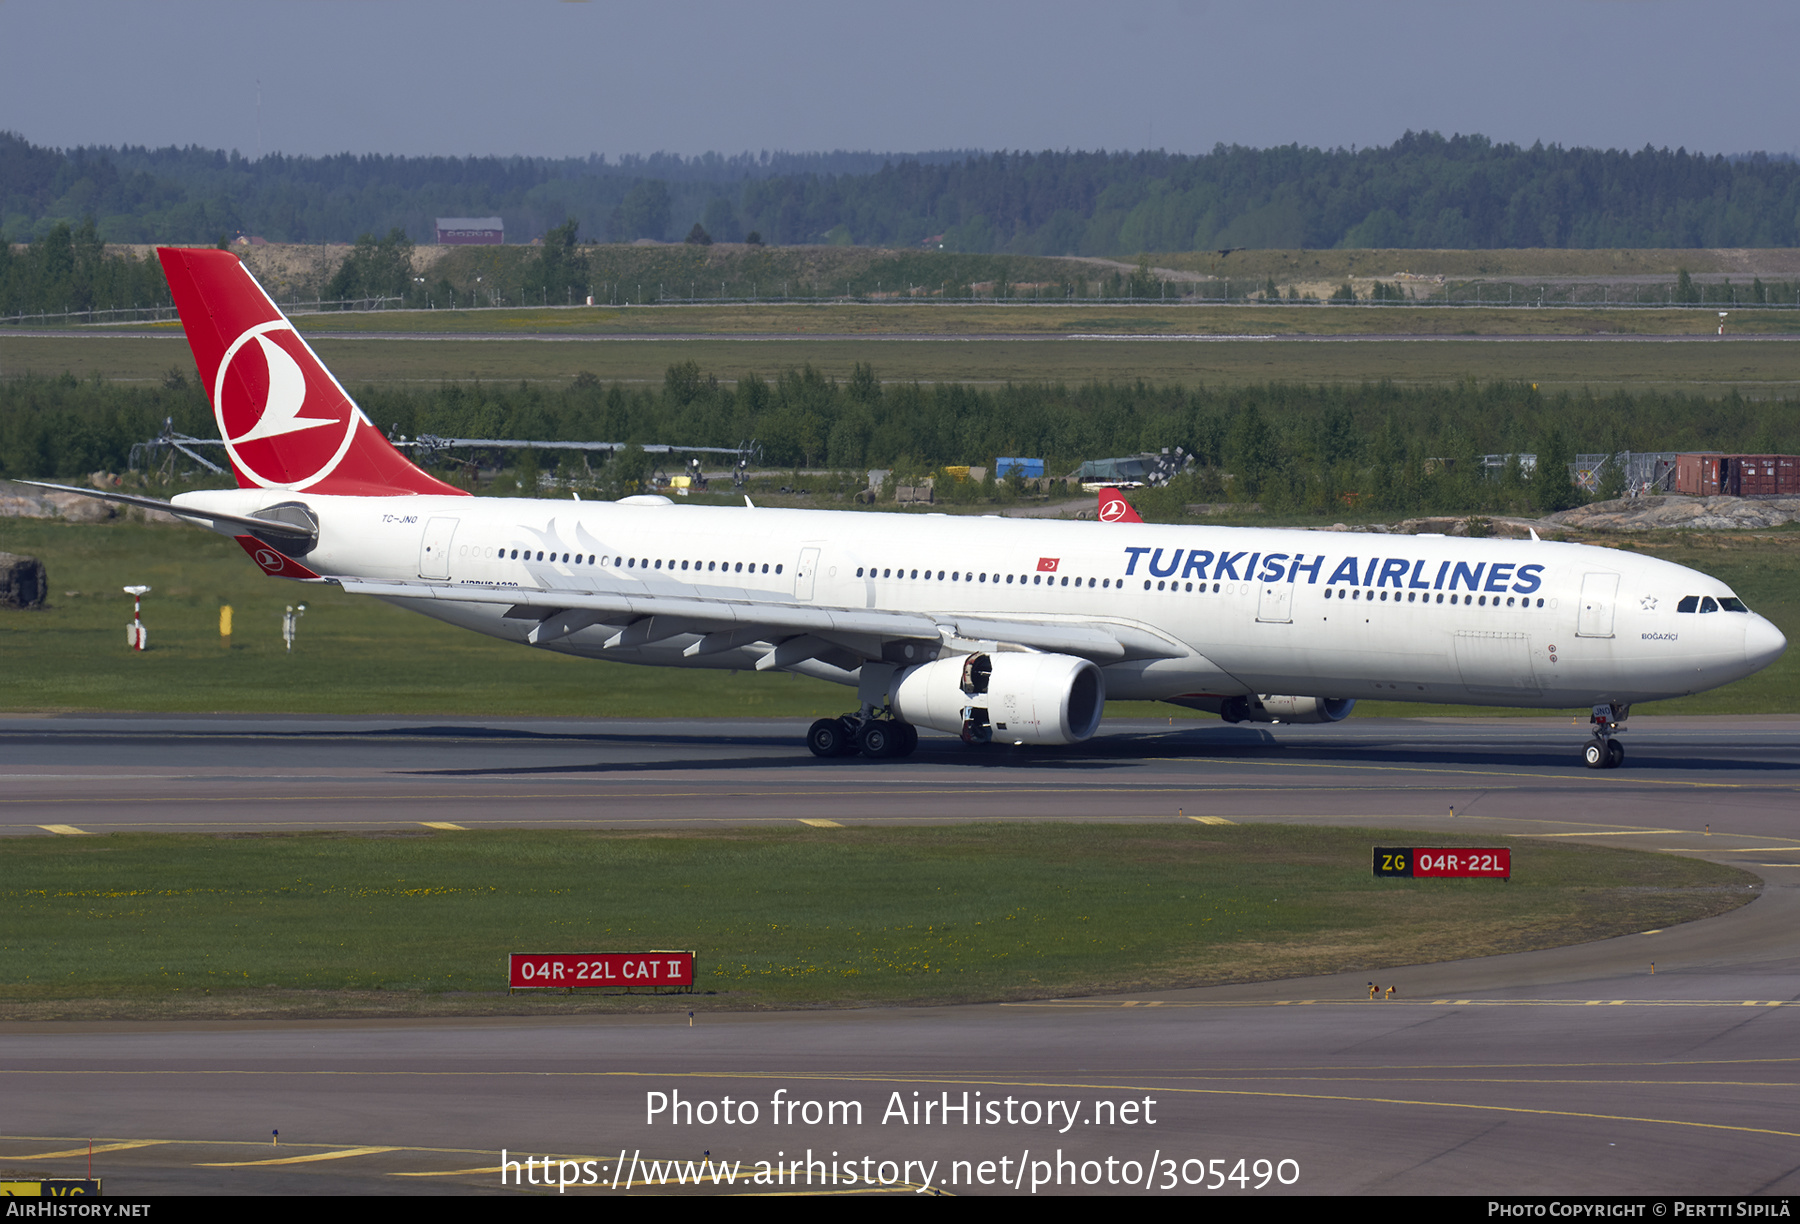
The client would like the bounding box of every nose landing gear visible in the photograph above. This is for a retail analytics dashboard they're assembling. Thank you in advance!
[1583,703,1629,769]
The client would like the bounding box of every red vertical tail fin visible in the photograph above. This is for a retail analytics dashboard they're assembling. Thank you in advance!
[1097,487,1143,523]
[156,247,466,497]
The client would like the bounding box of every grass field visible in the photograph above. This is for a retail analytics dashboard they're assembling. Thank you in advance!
[0,824,1753,1019]
[0,519,1793,718]
[9,330,1800,396]
[223,301,1800,337]
[1145,247,1800,280]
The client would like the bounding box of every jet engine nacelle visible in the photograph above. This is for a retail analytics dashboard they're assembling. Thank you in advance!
[1220,694,1356,724]
[892,651,1106,745]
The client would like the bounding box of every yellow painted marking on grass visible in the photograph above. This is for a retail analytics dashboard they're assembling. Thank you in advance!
[391,1166,505,1178]
[200,1145,401,1167]
[798,819,843,828]
[419,822,465,830]
[1188,815,1236,825]
[36,824,88,835]
[1525,829,1682,837]
[12,1141,167,1159]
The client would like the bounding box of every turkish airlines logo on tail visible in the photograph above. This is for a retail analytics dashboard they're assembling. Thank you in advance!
[215,321,359,489]
[233,535,323,580]
[1097,488,1142,523]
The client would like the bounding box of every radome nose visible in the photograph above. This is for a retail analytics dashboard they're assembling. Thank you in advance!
[1745,615,1787,672]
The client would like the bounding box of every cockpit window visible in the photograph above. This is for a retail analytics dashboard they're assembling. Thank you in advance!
[1677,596,1699,613]
[1699,597,1719,613]
[1719,597,1748,613]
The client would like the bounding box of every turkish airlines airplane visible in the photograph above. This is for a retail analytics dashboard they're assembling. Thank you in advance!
[34,250,1786,769]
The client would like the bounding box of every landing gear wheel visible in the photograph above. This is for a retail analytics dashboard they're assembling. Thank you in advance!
[807,718,849,758]
[1583,739,1607,769]
[1606,739,1625,769]
[858,720,897,758]
[896,722,919,757]
[832,716,862,756]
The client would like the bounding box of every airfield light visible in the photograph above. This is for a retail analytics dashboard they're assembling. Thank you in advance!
[1719,311,1729,336]
[283,602,308,653]
[123,585,151,651]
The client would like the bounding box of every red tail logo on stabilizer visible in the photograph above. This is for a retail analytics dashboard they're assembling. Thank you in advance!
[157,248,466,498]
[1097,487,1143,523]
[233,535,322,580]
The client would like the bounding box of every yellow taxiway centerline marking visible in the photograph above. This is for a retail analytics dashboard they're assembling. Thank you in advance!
[36,824,89,835]
[1189,815,1235,825]
[11,1141,168,1159]
[419,822,465,830]
[798,819,843,828]
[1520,829,1681,837]
[199,1145,402,1167]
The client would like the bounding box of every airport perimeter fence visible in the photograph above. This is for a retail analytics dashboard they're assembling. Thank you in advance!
[1,296,405,327]
[604,280,1800,309]
[10,283,1799,324]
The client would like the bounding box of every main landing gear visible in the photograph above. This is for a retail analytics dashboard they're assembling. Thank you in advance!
[806,714,919,759]
[1583,703,1628,770]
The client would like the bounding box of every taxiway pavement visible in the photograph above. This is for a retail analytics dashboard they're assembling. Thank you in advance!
[3,714,1798,1196]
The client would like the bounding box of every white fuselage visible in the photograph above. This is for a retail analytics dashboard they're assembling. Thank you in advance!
[177,489,1785,710]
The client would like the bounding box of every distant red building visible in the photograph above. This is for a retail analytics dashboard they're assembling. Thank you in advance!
[436,217,504,245]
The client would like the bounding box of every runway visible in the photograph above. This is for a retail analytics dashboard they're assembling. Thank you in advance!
[3,714,1799,1196]
[1,713,1796,835]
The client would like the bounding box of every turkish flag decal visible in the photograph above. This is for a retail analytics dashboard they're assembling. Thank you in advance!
[1037,557,1060,572]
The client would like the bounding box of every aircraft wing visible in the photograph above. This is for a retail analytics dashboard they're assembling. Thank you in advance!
[333,577,1185,665]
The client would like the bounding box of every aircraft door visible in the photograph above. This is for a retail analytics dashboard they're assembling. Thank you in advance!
[1256,582,1293,623]
[419,517,459,580]
[794,546,821,600]
[1576,572,1619,638]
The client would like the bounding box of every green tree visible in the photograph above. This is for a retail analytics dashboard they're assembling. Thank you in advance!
[1533,426,1578,512]
[1228,403,1277,499]
[611,180,670,241]
[326,228,413,306]
[701,197,743,243]
[1127,254,1157,299]
[684,222,712,245]
[530,217,589,304]
[613,442,649,491]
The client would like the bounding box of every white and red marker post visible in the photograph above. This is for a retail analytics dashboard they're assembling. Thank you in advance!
[123,584,151,651]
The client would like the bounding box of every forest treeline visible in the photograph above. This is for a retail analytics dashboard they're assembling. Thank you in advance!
[7,130,1800,253]
[4,368,1793,518]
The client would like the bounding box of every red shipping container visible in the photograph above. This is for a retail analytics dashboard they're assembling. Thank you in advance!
[1675,453,1723,496]
[1777,457,1800,495]
[1731,454,1782,497]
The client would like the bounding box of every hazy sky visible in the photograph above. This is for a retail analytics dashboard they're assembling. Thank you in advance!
[6,1,1795,159]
